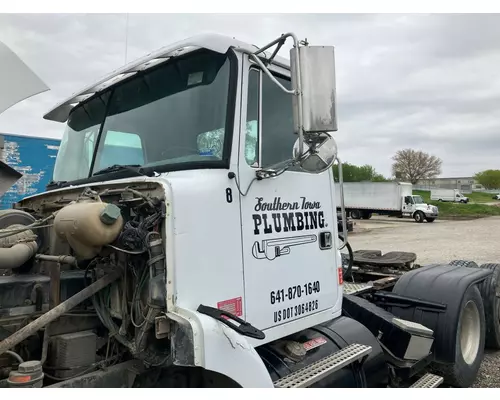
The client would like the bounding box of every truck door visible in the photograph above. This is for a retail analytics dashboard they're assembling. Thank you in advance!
[402,195,414,215]
[235,63,342,333]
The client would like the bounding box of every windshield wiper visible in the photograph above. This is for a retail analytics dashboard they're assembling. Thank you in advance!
[92,164,154,177]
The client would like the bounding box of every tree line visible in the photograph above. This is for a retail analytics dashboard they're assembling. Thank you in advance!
[332,148,499,190]
[333,148,443,184]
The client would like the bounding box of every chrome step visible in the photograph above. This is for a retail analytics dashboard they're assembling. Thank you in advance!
[410,373,444,388]
[273,343,372,388]
[343,282,373,295]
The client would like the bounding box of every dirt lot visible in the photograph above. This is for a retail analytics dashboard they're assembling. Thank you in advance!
[348,216,500,388]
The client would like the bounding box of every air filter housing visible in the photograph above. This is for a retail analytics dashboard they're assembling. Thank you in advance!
[48,330,97,379]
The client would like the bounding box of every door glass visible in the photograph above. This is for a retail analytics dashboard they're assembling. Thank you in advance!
[245,69,259,166]
[245,67,298,169]
[261,72,295,167]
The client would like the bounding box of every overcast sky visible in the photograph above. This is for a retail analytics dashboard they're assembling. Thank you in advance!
[0,13,498,178]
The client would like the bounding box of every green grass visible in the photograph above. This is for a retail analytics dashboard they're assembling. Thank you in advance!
[414,190,500,218]
[464,191,499,203]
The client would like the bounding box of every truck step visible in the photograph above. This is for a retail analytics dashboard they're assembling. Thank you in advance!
[409,373,444,388]
[343,282,373,295]
[273,343,372,388]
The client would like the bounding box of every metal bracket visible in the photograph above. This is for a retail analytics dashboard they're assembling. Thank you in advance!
[155,314,171,339]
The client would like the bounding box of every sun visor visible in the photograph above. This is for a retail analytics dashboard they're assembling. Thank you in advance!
[0,40,50,115]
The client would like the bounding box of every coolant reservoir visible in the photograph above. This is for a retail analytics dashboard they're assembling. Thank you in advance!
[54,200,124,259]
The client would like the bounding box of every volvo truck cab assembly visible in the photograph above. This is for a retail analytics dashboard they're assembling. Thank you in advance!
[0,32,499,389]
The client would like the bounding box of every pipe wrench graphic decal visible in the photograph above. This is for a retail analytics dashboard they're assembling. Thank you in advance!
[252,234,318,261]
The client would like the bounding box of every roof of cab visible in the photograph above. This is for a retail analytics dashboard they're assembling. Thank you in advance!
[43,33,291,123]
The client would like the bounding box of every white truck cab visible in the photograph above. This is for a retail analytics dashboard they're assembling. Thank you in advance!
[0,33,495,390]
[402,193,439,222]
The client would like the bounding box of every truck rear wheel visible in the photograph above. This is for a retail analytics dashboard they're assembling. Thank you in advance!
[350,210,362,220]
[361,212,372,220]
[431,284,485,387]
[477,264,500,349]
[449,260,479,269]
[414,211,424,223]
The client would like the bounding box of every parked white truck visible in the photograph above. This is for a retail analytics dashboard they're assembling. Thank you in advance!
[1,32,499,390]
[335,182,439,223]
[431,188,469,203]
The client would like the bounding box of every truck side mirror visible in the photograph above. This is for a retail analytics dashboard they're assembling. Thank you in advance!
[290,45,338,135]
[250,35,339,178]
[290,44,338,173]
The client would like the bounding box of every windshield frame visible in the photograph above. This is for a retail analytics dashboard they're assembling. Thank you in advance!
[48,48,239,190]
[412,195,425,204]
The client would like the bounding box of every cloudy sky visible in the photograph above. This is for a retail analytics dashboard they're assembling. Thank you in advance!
[0,13,499,178]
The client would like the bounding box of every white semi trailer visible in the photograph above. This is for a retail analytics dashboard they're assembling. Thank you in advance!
[335,181,439,223]
[0,32,498,389]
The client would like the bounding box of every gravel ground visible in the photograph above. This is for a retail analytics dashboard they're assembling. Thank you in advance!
[348,216,500,388]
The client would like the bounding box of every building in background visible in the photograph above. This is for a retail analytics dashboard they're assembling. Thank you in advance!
[0,133,60,209]
[415,177,484,193]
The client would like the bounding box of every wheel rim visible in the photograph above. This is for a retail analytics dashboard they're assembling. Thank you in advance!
[416,213,422,221]
[459,300,481,365]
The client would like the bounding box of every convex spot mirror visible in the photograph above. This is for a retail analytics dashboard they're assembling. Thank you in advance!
[293,132,338,174]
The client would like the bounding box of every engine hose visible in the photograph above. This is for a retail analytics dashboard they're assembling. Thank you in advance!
[338,234,353,280]
[0,241,38,270]
[5,350,24,364]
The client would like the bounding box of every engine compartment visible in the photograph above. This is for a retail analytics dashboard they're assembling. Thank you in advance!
[0,181,169,387]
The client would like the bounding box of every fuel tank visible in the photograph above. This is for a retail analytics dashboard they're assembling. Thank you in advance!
[256,316,388,388]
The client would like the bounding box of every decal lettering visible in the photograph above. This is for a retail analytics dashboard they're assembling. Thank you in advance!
[251,196,327,260]
[270,281,321,304]
[225,188,233,203]
[217,297,242,317]
[273,300,319,323]
[252,196,326,235]
[303,337,327,352]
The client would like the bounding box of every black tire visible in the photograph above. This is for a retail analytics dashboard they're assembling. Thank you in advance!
[414,211,424,223]
[431,284,485,387]
[426,218,435,223]
[449,260,479,269]
[350,210,362,220]
[477,264,500,349]
[339,235,353,281]
[361,212,372,220]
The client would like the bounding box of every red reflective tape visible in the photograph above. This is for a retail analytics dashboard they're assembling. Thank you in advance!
[303,337,327,351]
[217,297,243,317]
[338,267,343,285]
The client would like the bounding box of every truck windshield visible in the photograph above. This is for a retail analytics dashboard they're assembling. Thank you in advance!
[413,195,425,204]
[52,49,232,183]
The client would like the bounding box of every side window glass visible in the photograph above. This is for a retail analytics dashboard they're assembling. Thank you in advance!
[245,69,259,166]
[261,71,295,167]
[244,67,296,169]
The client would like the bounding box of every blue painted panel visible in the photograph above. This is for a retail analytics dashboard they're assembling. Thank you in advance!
[0,134,60,209]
